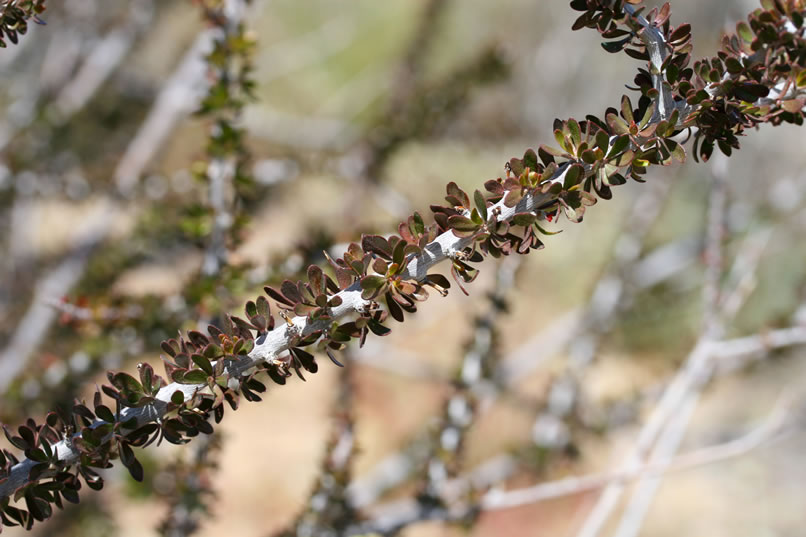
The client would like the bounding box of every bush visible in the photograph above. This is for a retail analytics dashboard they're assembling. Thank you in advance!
[0,0,805,535]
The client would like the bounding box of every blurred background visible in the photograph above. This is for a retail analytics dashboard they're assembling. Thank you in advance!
[1,0,806,536]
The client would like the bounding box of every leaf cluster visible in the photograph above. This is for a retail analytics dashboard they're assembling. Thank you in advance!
[0,0,45,49]
[571,0,806,161]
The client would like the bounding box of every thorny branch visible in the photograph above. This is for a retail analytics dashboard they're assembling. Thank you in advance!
[0,1,805,532]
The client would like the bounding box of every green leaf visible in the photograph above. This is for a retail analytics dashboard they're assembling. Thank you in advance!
[474,189,488,221]
[360,275,387,292]
[448,215,480,232]
[602,36,631,53]
[361,235,392,259]
[563,163,584,189]
[512,212,537,226]
[367,318,391,336]
[508,157,525,176]
[26,448,48,463]
[108,372,143,396]
[203,343,224,359]
[668,140,687,163]
[606,113,629,135]
[668,23,691,45]
[192,354,214,376]
[734,82,769,103]
[621,95,634,123]
[239,339,254,355]
[181,370,209,384]
[446,182,469,207]
[736,21,753,43]
[522,148,539,171]
[594,130,609,152]
[412,212,425,235]
[95,405,115,423]
[120,443,144,482]
[372,257,389,275]
[562,204,579,222]
[391,238,406,266]
[725,57,743,74]
[581,149,597,164]
[607,134,631,158]
[245,300,258,319]
[567,118,581,147]
[538,144,566,158]
[666,64,679,84]
[138,363,155,394]
[639,102,656,128]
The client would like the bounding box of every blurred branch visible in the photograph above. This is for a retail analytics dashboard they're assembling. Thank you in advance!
[346,258,525,509]
[576,158,752,537]
[242,14,389,151]
[0,1,152,154]
[358,327,806,524]
[354,45,508,187]
[157,433,222,537]
[347,230,698,509]
[245,105,359,151]
[610,157,756,537]
[718,226,773,323]
[0,0,257,398]
[159,1,257,533]
[700,156,728,340]
[417,257,520,499]
[482,392,796,510]
[347,258,521,536]
[362,316,806,520]
[197,0,255,276]
[48,0,153,121]
[339,0,510,219]
[501,234,699,385]
[112,30,213,197]
[529,175,674,451]
[44,298,143,323]
[273,360,357,537]
[0,203,110,395]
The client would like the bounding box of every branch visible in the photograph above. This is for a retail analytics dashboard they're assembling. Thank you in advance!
[354,321,806,532]
[157,433,222,537]
[576,162,764,537]
[610,159,775,537]
[0,0,257,400]
[482,392,795,510]
[530,172,674,450]
[49,0,153,121]
[0,204,111,395]
[1,2,804,529]
[113,27,218,196]
[273,356,357,537]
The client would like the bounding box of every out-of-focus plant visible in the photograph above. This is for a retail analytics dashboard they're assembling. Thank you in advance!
[185,0,256,276]
[0,0,804,533]
[273,363,357,537]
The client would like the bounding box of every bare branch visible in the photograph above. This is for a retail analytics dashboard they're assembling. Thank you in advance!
[482,393,795,510]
